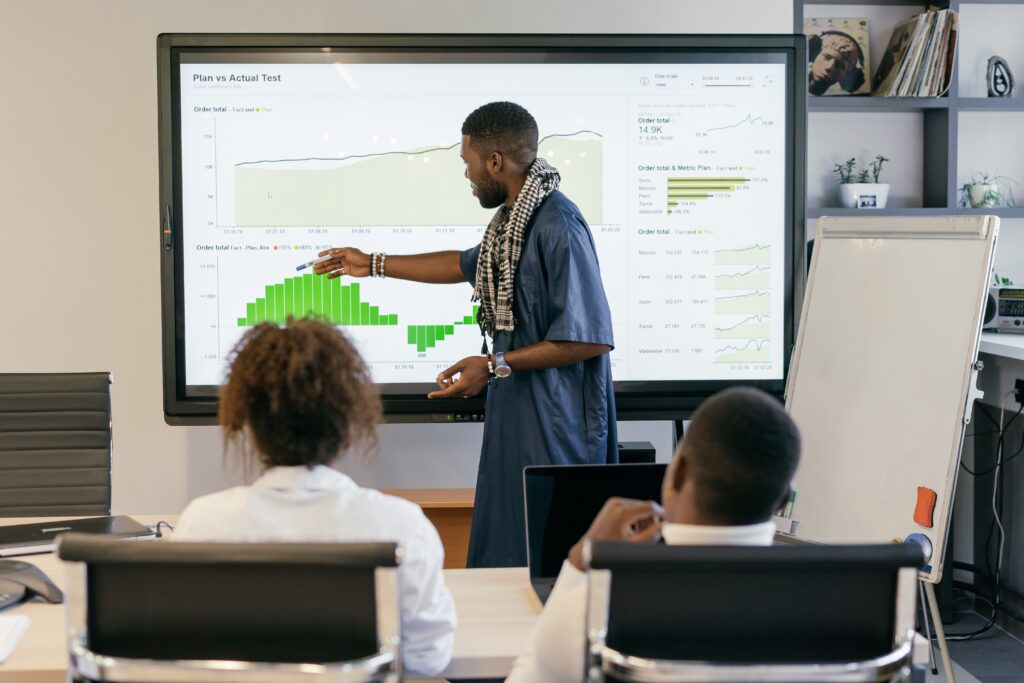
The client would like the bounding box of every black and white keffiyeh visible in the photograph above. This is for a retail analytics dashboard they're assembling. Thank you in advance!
[474,158,560,337]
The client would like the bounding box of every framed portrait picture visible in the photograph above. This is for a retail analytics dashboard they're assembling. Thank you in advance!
[805,18,872,96]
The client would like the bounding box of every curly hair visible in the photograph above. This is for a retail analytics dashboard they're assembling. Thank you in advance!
[219,318,381,470]
[461,101,539,168]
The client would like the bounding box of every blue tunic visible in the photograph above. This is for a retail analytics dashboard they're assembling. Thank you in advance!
[459,190,618,568]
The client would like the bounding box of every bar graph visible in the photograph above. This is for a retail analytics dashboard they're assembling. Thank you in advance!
[407,305,480,353]
[237,273,481,355]
[667,176,750,212]
[237,274,399,327]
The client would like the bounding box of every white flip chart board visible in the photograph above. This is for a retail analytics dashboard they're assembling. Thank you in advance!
[786,215,998,582]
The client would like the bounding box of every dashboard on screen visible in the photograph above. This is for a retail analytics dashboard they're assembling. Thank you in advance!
[158,35,806,423]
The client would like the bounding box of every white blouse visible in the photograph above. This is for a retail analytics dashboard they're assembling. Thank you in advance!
[174,465,457,677]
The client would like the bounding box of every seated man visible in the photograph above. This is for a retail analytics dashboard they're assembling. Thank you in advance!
[506,386,801,683]
[174,319,456,676]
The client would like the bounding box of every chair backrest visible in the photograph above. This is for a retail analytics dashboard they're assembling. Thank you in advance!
[58,533,401,678]
[586,542,923,679]
[0,373,111,517]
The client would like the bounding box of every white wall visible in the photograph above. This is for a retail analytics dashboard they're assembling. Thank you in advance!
[0,0,793,513]
[958,4,1024,99]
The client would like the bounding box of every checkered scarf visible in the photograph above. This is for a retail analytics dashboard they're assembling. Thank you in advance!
[474,158,560,337]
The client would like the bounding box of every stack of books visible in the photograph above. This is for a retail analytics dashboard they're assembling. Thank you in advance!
[873,8,958,98]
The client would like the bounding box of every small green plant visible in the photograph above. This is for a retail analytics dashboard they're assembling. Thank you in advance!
[833,158,857,184]
[833,155,890,184]
[869,155,890,183]
[959,171,1018,209]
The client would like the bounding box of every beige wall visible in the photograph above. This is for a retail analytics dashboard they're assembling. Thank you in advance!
[0,0,794,513]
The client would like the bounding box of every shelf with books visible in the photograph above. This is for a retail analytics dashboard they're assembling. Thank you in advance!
[957,208,1024,218]
[799,1,1024,223]
[806,207,955,218]
[808,97,950,111]
[957,98,1024,111]
[800,1,949,6]
[806,207,1024,218]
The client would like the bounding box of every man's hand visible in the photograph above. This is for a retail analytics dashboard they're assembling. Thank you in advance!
[567,497,665,571]
[427,356,491,399]
[315,247,370,278]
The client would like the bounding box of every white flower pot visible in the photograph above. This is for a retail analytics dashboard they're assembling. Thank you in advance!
[968,183,1000,208]
[839,183,890,209]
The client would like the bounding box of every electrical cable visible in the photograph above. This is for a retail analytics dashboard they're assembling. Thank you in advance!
[964,429,1006,439]
[951,562,1024,603]
[975,403,1001,429]
[952,581,1024,624]
[961,402,1024,475]
[150,520,176,538]
[941,389,1019,640]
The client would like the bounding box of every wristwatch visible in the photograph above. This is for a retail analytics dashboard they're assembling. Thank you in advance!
[494,352,512,378]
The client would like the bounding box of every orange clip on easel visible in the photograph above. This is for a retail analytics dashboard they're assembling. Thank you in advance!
[914,486,937,528]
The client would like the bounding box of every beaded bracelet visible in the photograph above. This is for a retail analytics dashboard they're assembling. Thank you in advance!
[369,252,387,278]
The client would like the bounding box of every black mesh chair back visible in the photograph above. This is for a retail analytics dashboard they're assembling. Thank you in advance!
[59,533,402,682]
[0,373,111,517]
[586,542,924,683]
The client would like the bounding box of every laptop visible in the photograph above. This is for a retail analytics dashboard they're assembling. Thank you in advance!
[523,463,666,603]
[0,516,155,557]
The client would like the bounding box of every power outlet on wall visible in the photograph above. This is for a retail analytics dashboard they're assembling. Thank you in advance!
[1016,378,1024,406]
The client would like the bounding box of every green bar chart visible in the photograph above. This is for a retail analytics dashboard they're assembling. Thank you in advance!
[237,274,480,355]
[237,274,399,327]
[407,306,478,353]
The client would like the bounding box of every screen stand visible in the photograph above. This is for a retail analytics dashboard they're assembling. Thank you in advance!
[672,419,685,448]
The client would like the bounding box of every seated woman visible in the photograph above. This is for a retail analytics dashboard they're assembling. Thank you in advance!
[174,319,456,676]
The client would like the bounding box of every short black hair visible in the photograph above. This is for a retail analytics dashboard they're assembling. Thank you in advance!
[680,387,800,525]
[461,101,539,168]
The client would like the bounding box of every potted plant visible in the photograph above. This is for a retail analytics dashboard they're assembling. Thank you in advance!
[959,172,1017,209]
[835,155,890,209]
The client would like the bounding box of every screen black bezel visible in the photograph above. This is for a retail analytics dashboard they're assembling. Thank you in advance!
[158,33,806,425]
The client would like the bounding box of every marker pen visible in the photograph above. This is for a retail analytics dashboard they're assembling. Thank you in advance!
[296,255,334,271]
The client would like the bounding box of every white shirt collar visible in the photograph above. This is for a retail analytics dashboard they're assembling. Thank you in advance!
[661,520,776,546]
[251,465,356,492]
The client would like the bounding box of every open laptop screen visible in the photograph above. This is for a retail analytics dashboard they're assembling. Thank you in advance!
[524,464,667,580]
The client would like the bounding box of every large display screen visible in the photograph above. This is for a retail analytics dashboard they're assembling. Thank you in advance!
[158,35,806,423]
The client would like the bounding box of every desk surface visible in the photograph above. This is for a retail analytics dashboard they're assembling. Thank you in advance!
[380,488,475,509]
[0,516,540,682]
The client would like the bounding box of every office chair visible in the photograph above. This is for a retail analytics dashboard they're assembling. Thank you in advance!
[0,372,112,516]
[58,533,402,682]
[585,542,925,683]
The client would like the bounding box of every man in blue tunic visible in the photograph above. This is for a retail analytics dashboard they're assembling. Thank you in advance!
[317,102,617,567]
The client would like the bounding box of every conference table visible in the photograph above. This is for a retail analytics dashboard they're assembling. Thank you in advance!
[0,516,542,682]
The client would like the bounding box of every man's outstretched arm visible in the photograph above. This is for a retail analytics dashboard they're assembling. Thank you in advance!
[315,247,466,284]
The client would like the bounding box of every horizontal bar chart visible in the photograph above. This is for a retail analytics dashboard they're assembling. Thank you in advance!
[667,176,751,212]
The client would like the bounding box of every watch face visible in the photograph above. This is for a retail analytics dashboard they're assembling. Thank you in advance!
[495,365,512,378]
